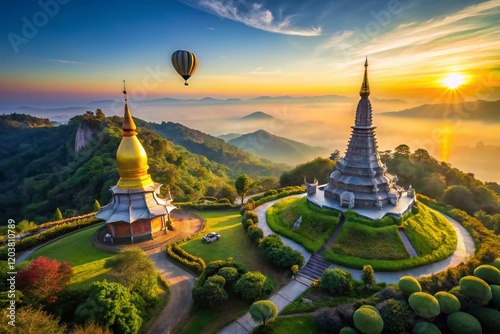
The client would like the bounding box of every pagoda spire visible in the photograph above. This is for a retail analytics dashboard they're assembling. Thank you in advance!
[116,81,153,189]
[359,56,370,97]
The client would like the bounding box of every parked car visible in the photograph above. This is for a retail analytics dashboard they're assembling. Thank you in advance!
[202,232,221,243]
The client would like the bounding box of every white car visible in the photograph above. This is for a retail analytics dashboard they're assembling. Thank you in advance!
[202,232,221,243]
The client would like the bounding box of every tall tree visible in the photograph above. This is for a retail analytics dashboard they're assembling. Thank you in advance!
[249,300,278,326]
[235,174,255,204]
[75,280,142,334]
[0,307,66,334]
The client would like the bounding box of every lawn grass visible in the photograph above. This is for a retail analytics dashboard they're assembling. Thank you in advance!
[178,296,252,334]
[180,211,286,283]
[324,204,458,271]
[253,315,322,334]
[178,210,289,334]
[331,223,408,260]
[402,203,457,256]
[26,224,115,288]
[266,197,338,253]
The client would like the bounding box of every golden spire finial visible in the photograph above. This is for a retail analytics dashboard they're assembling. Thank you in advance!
[116,80,153,189]
[122,80,136,135]
[360,56,370,97]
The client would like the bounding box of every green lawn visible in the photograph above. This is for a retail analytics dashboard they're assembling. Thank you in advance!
[331,223,408,260]
[178,210,288,334]
[402,203,457,256]
[266,197,339,253]
[253,315,322,334]
[26,224,115,288]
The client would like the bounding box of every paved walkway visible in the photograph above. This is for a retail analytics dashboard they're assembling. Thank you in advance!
[218,196,475,333]
[398,229,418,257]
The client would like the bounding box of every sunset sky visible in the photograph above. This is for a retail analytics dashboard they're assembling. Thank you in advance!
[1,0,499,106]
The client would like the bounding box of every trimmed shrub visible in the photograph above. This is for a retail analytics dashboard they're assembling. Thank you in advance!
[492,258,500,270]
[242,218,254,231]
[434,291,461,314]
[361,265,376,287]
[192,275,228,308]
[166,244,205,275]
[243,210,259,224]
[359,305,379,314]
[468,307,500,334]
[490,284,500,308]
[217,198,231,204]
[239,203,254,216]
[321,268,354,295]
[408,292,441,318]
[447,311,482,334]
[412,321,441,334]
[473,264,500,285]
[398,276,422,296]
[234,271,274,301]
[217,267,240,286]
[377,298,412,334]
[353,307,384,334]
[340,327,359,334]
[247,225,264,244]
[459,276,492,305]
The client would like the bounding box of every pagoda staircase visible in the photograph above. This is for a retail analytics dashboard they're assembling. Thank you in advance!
[297,254,331,285]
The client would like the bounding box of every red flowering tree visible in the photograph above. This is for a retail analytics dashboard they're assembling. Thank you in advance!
[17,256,73,301]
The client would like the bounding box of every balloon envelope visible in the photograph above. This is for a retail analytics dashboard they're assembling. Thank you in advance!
[171,50,198,85]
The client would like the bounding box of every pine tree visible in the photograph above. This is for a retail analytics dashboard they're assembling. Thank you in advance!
[54,208,63,221]
[94,199,101,211]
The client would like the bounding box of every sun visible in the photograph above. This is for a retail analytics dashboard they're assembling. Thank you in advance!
[441,73,465,89]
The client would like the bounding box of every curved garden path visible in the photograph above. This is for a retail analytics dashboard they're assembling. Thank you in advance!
[254,194,475,284]
[218,195,476,334]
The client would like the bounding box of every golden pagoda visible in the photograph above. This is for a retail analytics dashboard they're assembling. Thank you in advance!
[95,82,176,242]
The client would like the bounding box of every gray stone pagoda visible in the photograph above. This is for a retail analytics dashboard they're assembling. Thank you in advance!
[323,58,403,209]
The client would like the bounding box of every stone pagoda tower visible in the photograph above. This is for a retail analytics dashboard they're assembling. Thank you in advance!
[324,59,401,209]
[95,82,176,242]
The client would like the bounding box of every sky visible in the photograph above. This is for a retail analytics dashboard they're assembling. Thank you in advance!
[1,0,500,106]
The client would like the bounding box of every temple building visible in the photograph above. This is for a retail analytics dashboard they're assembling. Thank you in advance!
[95,83,176,242]
[319,59,413,211]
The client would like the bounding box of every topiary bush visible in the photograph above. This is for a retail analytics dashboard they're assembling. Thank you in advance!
[492,258,500,270]
[217,267,240,287]
[412,321,441,334]
[321,268,354,295]
[434,291,461,314]
[468,307,500,334]
[340,327,359,334]
[247,225,264,244]
[408,292,441,318]
[490,284,500,308]
[359,305,379,314]
[447,311,482,334]
[473,264,500,285]
[398,276,422,296]
[353,307,384,334]
[459,276,492,305]
[234,271,274,301]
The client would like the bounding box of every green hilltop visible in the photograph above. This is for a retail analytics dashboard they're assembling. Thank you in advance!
[0,112,282,224]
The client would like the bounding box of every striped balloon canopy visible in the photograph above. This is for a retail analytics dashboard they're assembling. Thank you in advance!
[171,50,198,86]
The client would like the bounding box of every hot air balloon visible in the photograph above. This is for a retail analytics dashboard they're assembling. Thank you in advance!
[171,50,198,86]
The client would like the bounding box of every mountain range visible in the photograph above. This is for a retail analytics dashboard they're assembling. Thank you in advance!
[227,129,328,165]
[381,100,500,121]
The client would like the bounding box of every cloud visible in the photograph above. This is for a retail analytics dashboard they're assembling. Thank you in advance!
[40,58,90,65]
[321,0,500,78]
[184,0,321,36]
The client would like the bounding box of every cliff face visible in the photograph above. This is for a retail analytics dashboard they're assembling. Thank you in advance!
[75,121,95,152]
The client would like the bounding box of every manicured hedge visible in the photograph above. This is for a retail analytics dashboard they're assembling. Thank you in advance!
[473,264,500,285]
[166,244,206,275]
[0,217,102,260]
[408,292,441,318]
[398,276,422,296]
[412,321,441,334]
[434,291,461,314]
[490,284,500,308]
[468,307,500,334]
[353,307,384,334]
[459,276,492,304]
[252,186,306,207]
[447,311,482,334]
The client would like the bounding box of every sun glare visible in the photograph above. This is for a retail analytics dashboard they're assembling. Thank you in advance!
[442,73,464,89]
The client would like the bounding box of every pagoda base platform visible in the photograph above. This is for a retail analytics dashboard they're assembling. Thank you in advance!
[308,186,416,220]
